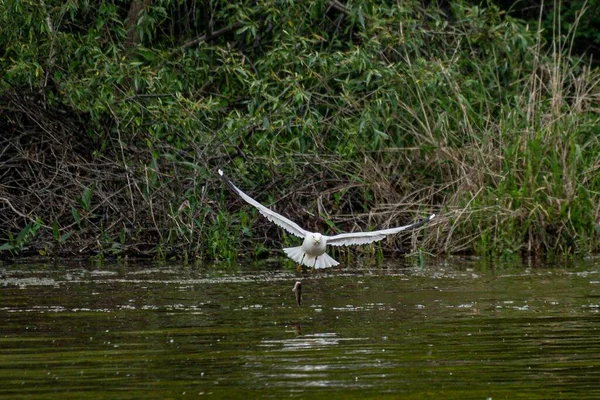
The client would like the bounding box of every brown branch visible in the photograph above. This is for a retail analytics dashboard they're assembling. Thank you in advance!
[203,0,212,39]
[328,0,349,15]
[125,0,154,50]
[0,196,51,229]
[180,21,244,51]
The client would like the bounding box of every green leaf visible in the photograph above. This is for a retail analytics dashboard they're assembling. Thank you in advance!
[0,242,14,251]
[81,184,94,212]
[374,129,389,140]
[52,220,60,241]
[16,224,31,245]
[60,231,74,244]
[72,207,81,226]
[181,161,203,170]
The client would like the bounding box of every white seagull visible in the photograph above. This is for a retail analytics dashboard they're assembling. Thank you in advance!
[218,169,435,269]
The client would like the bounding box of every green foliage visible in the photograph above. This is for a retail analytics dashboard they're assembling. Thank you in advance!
[0,218,44,256]
[0,0,599,260]
[502,0,600,58]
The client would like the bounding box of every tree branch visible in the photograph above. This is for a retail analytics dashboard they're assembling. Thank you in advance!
[0,197,51,229]
[328,0,349,15]
[180,21,244,51]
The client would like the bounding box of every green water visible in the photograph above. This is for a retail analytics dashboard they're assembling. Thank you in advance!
[1,259,599,399]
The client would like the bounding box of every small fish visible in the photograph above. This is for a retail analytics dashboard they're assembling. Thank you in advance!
[292,281,302,307]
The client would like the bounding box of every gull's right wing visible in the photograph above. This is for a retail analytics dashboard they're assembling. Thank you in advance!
[218,169,309,239]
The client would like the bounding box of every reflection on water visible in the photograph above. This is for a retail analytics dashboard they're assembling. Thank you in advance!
[1,259,599,399]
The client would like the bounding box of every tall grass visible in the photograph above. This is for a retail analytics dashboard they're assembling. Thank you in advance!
[407,2,600,256]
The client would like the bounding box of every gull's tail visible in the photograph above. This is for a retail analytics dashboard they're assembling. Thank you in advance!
[283,246,305,264]
[283,246,339,269]
[313,253,339,269]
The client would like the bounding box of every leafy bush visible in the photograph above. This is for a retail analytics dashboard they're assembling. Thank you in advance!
[1,0,598,261]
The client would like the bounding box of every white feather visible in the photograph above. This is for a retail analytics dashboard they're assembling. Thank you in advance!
[283,246,339,268]
[219,169,308,239]
[283,246,305,264]
[325,214,436,247]
[314,253,339,269]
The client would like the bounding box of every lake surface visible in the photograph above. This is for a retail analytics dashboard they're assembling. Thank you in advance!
[1,258,599,399]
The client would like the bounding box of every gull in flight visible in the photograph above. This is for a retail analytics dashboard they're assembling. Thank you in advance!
[219,169,435,269]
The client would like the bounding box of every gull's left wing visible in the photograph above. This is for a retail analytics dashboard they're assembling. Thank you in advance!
[218,169,309,239]
[325,214,435,247]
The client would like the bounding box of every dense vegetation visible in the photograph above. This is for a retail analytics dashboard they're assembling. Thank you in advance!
[497,0,600,60]
[1,0,599,262]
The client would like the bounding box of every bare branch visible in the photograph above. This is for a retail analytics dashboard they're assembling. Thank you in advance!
[328,0,349,15]
[180,21,244,50]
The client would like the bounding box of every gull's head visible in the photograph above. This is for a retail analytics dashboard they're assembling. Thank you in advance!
[312,233,322,245]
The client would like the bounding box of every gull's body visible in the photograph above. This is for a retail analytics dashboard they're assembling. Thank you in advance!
[218,169,435,269]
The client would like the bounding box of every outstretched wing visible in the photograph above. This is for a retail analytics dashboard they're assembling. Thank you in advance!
[218,169,309,239]
[325,214,435,247]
